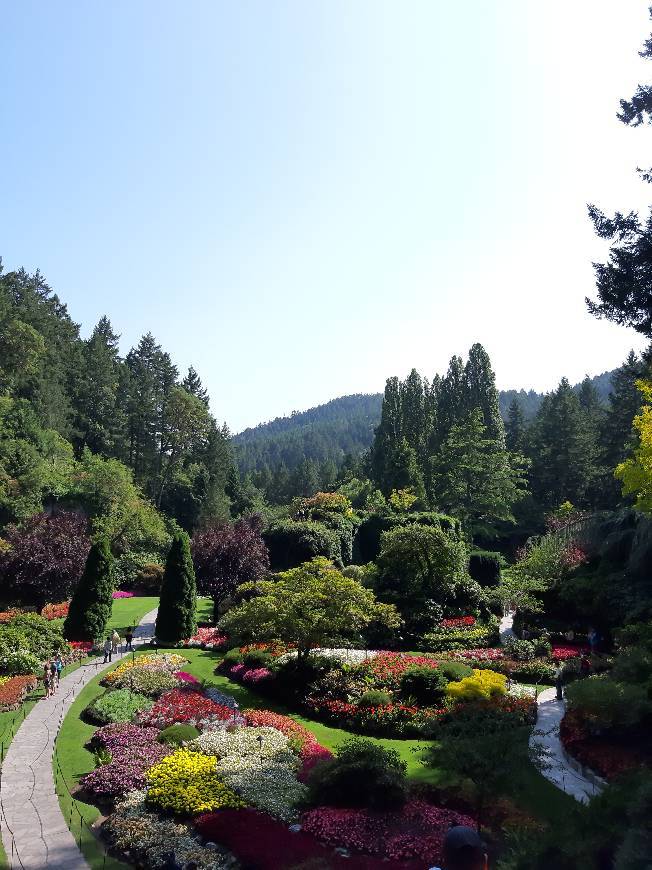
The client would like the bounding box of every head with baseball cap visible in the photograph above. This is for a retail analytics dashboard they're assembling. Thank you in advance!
[441,825,488,870]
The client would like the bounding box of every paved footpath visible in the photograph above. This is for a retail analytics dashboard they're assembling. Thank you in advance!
[0,608,157,870]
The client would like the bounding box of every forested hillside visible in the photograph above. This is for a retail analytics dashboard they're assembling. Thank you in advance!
[234,369,617,490]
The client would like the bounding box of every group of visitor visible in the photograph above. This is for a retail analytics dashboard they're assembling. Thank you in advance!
[102,626,135,663]
[43,657,63,697]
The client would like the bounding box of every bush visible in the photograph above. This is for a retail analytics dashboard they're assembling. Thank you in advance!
[504,638,537,662]
[243,648,272,668]
[446,669,507,702]
[87,689,153,725]
[399,666,448,705]
[223,647,245,666]
[157,723,201,745]
[358,690,392,707]
[0,614,69,660]
[565,676,652,731]
[469,550,504,587]
[437,661,474,682]
[263,520,342,571]
[421,620,499,652]
[307,738,408,810]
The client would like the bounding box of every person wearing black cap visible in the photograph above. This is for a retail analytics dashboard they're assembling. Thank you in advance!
[430,825,489,870]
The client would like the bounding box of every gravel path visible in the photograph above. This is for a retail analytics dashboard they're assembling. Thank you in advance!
[0,608,157,869]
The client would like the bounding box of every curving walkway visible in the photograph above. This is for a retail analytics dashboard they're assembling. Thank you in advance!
[0,608,157,870]
[499,610,516,643]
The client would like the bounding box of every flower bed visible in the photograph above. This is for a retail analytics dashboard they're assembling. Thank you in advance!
[138,687,240,730]
[0,609,26,623]
[559,710,648,780]
[145,748,246,815]
[184,627,227,649]
[551,644,589,661]
[305,696,445,737]
[357,652,440,690]
[439,616,476,629]
[447,647,504,662]
[302,799,476,862]
[103,653,188,688]
[0,675,37,710]
[69,640,95,653]
[87,688,153,725]
[112,591,135,599]
[41,601,69,620]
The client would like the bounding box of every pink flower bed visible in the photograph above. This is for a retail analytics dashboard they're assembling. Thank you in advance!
[112,591,134,599]
[81,723,167,800]
[174,671,201,685]
[551,644,589,661]
[138,687,239,729]
[449,647,504,661]
[184,627,227,648]
[241,667,272,685]
[301,800,476,862]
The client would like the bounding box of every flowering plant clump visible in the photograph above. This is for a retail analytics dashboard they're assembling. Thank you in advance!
[0,675,37,710]
[104,789,238,869]
[0,609,25,624]
[104,653,188,686]
[447,647,504,662]
[241,667,272,685]
[204,686,239,709]
[81,741,168,801]
[87,688,153,725]
[277,648,379,666]
[551,644,589,661]
[69,640,94,653]
[184,627,227,649]
[216,756,307,822]
[41,602,69,620]
[175,670,201,685]
[109,665,180,696]
[301,800,476,862]
[190,725,294,763]
[305,696,445,737]
[92,722,162,753]
[112,591,135,599]
[356,652,440,690]
[446,669,507,702]
[240,641,289,658]
[145,748,246,815]
[438,616,476,630]
[139,688,239,730]
[241,709,327,760]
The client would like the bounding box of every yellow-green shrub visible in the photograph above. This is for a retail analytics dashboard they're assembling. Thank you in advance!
[445,668,507,702]
[145,748,245,815]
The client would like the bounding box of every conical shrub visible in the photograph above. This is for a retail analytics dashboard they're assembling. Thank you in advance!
[155,532,197,644]
[64,539,114,642]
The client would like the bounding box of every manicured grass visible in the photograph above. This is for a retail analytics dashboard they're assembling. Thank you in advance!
[196,596,213,624]
[106,596,159,638]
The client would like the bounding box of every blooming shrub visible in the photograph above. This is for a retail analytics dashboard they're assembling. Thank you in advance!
[305,696,445,737]
[446,669,507,702]
[439,616,476,629]
[104,653,188,686]
[145,748,246,815]
[184,627,227,649]
[0,649,41,676]
[41,602,69,620]
[241,667,272,685]
[105,789,237,869]
[139,688,239,729]
[0,675,37,710]
[301,800,476,862]
[87,688,153,725]
[551,644,589,661]
[107,665,179,697]
[112,590,135,599]
[81,741,167,801]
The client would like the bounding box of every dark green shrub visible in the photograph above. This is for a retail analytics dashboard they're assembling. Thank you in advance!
[272,654,341,700]
[263,520,341,571]
[468,550,504,587]
[155,532,197,644]
[357,690,392,707]
[157,724,200,745]
[438,661,473,682]
[222,647,245,666]
[400,666,448,705]
[243,649,272,668]
[307,738,408,810]
[64,539,114,642]
[504,638,536,662]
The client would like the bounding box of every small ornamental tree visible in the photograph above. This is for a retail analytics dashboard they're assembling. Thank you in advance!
[64,539,114,642]
[219,557,400,665]
[192,516,269,621]
[0,511,90,609]
[156,532,197,644]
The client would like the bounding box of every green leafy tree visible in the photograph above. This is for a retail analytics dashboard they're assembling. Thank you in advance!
[505,397,526,453]
[64,538,114,641]
[219,557,400,664]
[155,532,197,643]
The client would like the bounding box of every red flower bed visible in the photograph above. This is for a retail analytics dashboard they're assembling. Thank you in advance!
[138,687,237,729]
[357,652,439,688]
[551,644,589,661]
[69,641,94,653]
[195,809,419,870]
[305,696,445,737]
[560,710,647,780]
[439,616,476,630]
[301,800,476,862]
[0,609,25,623]
[41,601,70,620]
[449,647,504,662]
[0,675,38,711]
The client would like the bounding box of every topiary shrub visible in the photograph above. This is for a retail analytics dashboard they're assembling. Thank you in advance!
[438,661,474,682]
[357,690,392,708]
[306,738,408,810]
[157,723,200,745]
[155,532,197,645]
[64,539,114,642]
[399,666,448,705]
[243,649,272,668]
[468,550,504,587]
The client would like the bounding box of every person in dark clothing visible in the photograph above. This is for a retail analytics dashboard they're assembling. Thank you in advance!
[125,627,134,652]
[431,826,488,870]
[102,636,113,664]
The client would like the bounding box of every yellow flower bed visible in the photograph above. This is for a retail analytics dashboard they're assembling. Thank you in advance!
[0,677,9,688]
[145,748,246,816]
[104,653,187,685]
[446,668,507,702]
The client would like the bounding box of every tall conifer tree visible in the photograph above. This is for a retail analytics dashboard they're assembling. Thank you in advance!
[64,539,114,642]
[155,532,197,643]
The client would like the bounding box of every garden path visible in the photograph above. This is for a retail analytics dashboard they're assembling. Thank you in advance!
[530,687,603,805]
[499,610,516,643]
[0,608,158,870]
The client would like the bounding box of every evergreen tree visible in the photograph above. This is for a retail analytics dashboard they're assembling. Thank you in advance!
[155,532,197,643]
[465,343,505,444]
[434,355,466,449]
[182,366,209,407]
[505,398,526,453]
[63,538,114,642]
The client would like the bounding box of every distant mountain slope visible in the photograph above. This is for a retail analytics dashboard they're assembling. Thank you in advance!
[234,372,615,476]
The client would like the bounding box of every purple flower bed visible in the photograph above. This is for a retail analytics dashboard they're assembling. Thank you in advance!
[241,667,272,685]
[174,670,201,685]
[82,723,167,801]
[112,590,135,599]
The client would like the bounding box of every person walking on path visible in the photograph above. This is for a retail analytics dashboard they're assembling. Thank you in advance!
[125,626,134,652]
[49,660,58,693]
[54,655,63,687]
[42,662,52,698]
[554,660,564,701]
[111,629,120,655]
[103,635,113,664]
[588,627,599,655]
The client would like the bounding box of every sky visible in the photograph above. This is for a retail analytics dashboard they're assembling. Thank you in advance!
[1,1,651,432]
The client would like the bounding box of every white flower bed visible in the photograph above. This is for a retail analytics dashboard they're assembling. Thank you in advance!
[190,726,294,764]
[276,648,380,666]
[216,758,307,822]
[508,683,537,700]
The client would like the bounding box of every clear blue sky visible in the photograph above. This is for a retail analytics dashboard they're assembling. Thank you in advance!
[1,1,650,431]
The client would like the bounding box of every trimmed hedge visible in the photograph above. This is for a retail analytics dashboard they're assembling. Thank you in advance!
[468,550,505,587]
